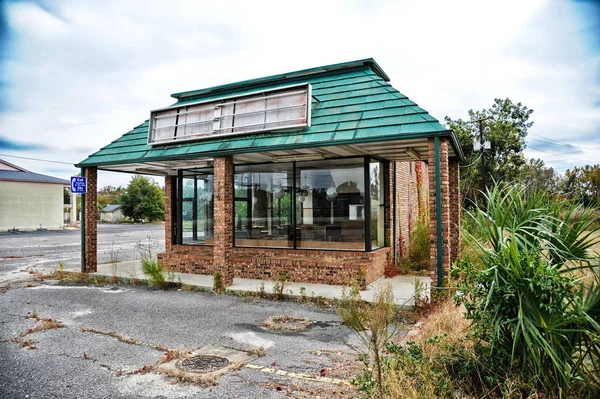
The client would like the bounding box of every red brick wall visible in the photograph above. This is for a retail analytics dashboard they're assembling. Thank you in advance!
[83,167,97,273]
[158,245,215,274]
[391,160,428,263]
[449,160,461,264]
[164,175,175,252]
[213,156,234,285]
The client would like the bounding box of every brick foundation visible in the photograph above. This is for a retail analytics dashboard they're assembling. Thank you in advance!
[83,167,98,273]
[158,245,389,289]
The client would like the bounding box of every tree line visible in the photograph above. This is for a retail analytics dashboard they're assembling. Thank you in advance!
[96,175,165,222]
[446,98,599,206]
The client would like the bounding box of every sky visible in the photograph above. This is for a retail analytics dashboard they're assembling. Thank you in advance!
[0,0,598,188]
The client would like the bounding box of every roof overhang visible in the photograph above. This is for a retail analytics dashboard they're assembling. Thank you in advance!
[91,131,462,176]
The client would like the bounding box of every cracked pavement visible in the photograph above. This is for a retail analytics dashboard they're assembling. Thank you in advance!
[0,226,362,398]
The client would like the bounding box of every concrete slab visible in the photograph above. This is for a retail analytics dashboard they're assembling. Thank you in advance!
[83,261,431,305]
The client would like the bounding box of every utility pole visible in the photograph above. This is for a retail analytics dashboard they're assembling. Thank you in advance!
[479,119,486,191]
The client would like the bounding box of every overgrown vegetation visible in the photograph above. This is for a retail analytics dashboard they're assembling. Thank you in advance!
[453,184,600,396]
[337,283,397,398]
[350,184,600,398]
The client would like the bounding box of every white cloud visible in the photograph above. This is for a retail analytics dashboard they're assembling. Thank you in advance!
[0,0,598,187]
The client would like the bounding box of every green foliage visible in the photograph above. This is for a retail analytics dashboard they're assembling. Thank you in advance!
[213,271,223,292]
[560,164,600,206]
[337,283,396,398]
[453,183,600,396]
[97,185,126,212]
[120,176,165,222]
[272,272,289,299]
[445,98,533,204]
[140,258,166,287]
[405,218,430,271]
[518,158,557,195]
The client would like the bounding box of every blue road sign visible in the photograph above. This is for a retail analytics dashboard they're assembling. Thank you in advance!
[70,176,87,194]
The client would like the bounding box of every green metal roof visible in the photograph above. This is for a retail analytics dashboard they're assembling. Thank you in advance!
[77,59,462,167]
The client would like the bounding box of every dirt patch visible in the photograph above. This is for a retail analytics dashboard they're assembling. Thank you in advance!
[262,315,312,332]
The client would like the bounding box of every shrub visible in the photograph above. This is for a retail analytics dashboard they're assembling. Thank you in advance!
[453,184,600,396]
[140,258,166,287]
[272,272,289,299]
[407,217,430,270]
[337,283,396,398]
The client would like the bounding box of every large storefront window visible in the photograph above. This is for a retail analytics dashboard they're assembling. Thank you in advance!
[234,163,294,248]
[181,170,214,245]
[296,159,365,250]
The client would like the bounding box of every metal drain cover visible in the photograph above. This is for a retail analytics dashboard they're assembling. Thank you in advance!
[177,355,230,373]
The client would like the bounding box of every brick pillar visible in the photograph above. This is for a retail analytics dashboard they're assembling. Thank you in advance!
[213,156,234,286]
[428,138,451,286]
[164,175,175,252]
[83,167,97,273]
[449,160,461,265]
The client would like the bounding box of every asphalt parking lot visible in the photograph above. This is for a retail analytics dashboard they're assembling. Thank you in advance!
[0,226,362,398]
[0,224,164,285]
[0,281,360,398]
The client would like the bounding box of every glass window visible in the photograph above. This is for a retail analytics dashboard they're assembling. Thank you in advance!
[181,170,214,245]
[296,158,365,250]
[234,163,293,248]
[370,161,385,249]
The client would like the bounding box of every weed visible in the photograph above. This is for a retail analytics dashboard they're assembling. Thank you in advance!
[272,272,289,299]
[140,258,166,287]
[300,286,307,301]
[213,271,224,292]
[337,283,396,398]
[249,346,267,357]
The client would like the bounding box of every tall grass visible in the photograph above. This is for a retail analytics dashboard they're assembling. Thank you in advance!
[455,184,600,397]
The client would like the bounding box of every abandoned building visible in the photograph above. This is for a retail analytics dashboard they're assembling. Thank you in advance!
[76,59,463,288]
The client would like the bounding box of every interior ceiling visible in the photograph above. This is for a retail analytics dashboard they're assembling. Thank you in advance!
[98,138,457,176]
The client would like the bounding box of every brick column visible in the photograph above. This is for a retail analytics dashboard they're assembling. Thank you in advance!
[213,156,234,286]
[449,160,461,265]
[83,167,97,273]
[428,138,451,286]
[164,175,175,252]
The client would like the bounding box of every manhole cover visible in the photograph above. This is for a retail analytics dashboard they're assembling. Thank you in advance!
[177,355,230,373]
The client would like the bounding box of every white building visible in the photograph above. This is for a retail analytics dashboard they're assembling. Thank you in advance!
[0,159,70,231]
[100,204,126,223]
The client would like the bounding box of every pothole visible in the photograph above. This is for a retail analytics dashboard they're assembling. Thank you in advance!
[177,355,229,373]
[261,315,312,332]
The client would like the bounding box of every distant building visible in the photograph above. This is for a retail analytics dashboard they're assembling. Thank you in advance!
[100,204,126,223]
[0,159,70,230]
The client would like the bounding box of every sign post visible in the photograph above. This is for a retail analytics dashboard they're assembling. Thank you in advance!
[70,176,87,194]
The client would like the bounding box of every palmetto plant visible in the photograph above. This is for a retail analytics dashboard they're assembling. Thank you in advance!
[455,184,600,397]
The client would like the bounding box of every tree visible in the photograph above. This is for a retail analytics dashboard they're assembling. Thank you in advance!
[518,158,557,195]
[445,98,534,204]
[120,176,165,222]
[97,185,126,211]
[559,164,600,205]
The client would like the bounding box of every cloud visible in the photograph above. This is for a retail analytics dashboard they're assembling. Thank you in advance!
[0,0,599,185]
[527,139,584,155]
[0,135,48,151]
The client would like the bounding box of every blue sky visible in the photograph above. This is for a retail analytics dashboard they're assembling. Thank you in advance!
[0,0,598,188]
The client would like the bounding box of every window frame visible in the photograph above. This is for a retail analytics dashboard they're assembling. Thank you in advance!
[148,83,312,146]
[231,155,388,252]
